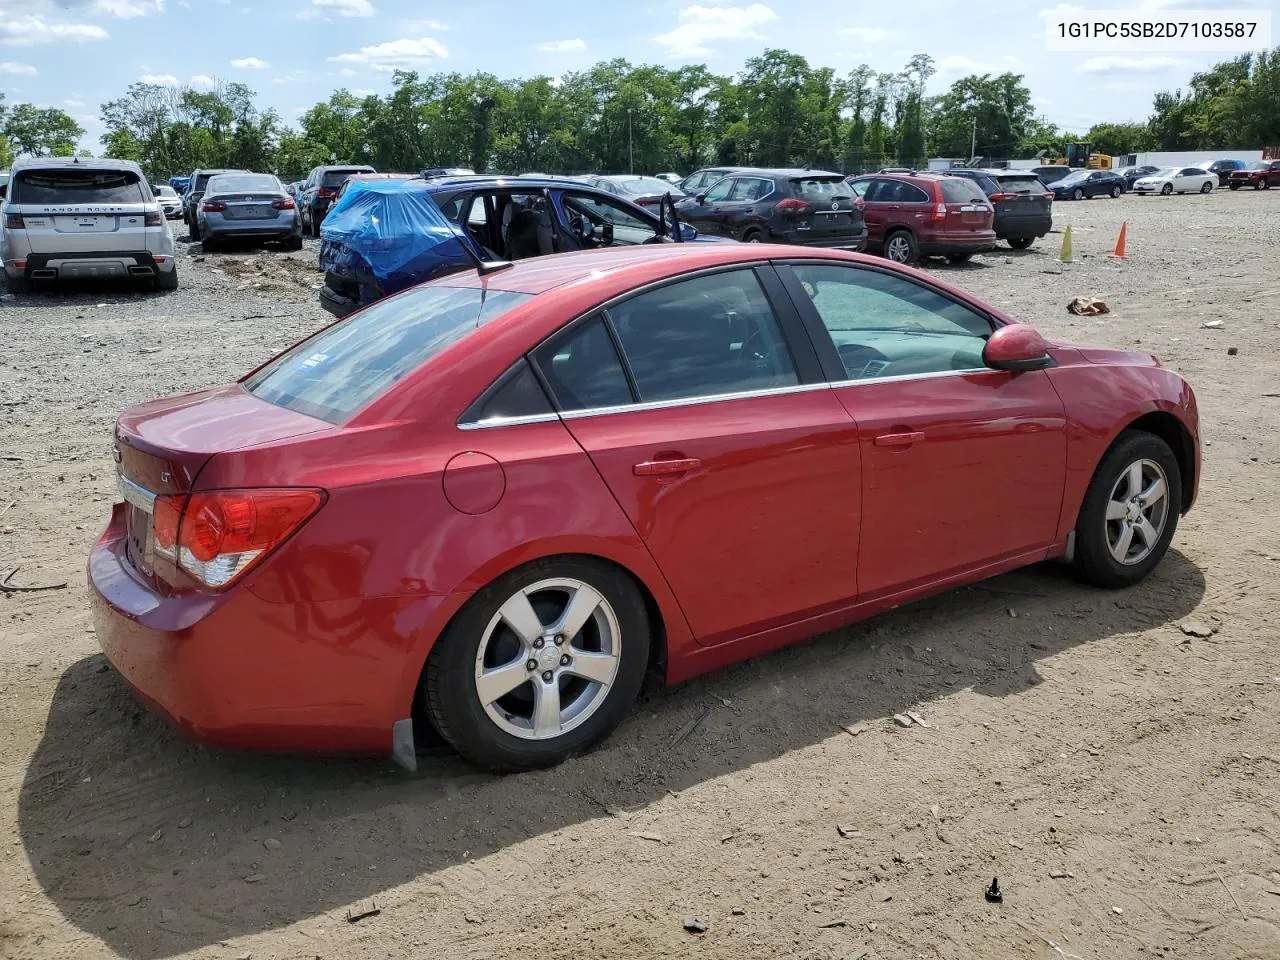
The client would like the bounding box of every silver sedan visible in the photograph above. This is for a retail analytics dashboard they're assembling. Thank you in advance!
[195,172,303,251]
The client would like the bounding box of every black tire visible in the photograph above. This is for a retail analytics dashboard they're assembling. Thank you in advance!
[1161,183,1173,196]
[201,236,218,253]
[1200,181,1213,194]
[946,253,973,264]
[1262,180,1271,190]
[1072,188,1084,201]
[1073,430,1182,589]
[189,217,201,241]
[424,556,651,772]
[310,209,322,239]
[1110,186,1121,198]
[1229,183,1241,190]
[741,228,764,243]
[1008,237,1034,250]
[5,273,31,294]
[284,235,304,252]
[154,268,179,292]
[883,229,918,265]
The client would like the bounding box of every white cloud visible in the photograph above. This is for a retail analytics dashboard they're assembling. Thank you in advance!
[0,60,38,74]
[329,36,448,72]
[65,97,85,106]
[230,56,268,69]
[47,0,163,15]
[139,72,178,84]
[351,87,374,96]
[936,55,984,73]
[189,73,215,87]
[535,38,586,53]
[654,3,777,57]
[1077,56,1183,73]
[307,0,374,17]
[838,26,890,43]
[339,67,357,76]
[405,18,447,30]
[0,15,109,45]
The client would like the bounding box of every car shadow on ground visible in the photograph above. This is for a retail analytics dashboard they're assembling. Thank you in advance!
[18,551,1205,958]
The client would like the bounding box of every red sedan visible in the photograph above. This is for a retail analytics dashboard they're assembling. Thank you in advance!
[90,244,1200,773]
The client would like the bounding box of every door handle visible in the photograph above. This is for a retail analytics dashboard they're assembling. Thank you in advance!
[633,458,701,477]
[874,431,925,447]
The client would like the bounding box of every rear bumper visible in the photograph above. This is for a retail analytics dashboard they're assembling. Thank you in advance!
[88,506,434,756]
[204,219,301,241]
[7,250,175,281]
[994,213,1051,240]
[771,225,868,250]
[319,283,365,318]
[919,235,997,256]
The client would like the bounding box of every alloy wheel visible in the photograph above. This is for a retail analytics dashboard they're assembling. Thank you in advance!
[886,235,911,262]
[1105,459,1170,566]
[473,578,621,740]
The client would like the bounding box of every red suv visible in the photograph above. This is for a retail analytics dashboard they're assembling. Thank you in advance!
[1227,160,1280,190]
[847,172,997,265]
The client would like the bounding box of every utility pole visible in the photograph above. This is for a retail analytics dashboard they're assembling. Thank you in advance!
[628,109,634,174]
[970,114,977,163]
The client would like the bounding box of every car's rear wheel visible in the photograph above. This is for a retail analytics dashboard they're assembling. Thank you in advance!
[5,273,30,294]
[946,253,972,264]
[1072,188,1084,200]
[1073,431,1181,589]
[1110,186,1121,198]
[1161,183,1173,195]
[189,217,201,241]
[1008,237,1033,250]
[283,235,304,252]
[1200,181,1213,194]
[154,269,179,292]
[884,230,918,265]
[742,228,764,243]
[310,210,322,239]
[424,557,651,772]
[1262,180,1271,190]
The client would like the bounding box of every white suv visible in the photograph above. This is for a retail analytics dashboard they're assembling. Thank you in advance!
[1,157,178,293]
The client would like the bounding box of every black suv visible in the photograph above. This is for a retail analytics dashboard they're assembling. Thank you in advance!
[675,168,866,249]
[300,164,376,237]
[678,166,747,196]
[183,168,248,240]
[944,168,1053,249]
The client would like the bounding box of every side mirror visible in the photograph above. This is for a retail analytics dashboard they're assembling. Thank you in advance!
[983,324,1055,372]
[695,193,707,204]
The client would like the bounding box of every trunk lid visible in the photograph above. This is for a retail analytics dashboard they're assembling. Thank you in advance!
[114,385,332,585]
[215,193,286,220]
[936,178,993,230]
[785,176,863,236]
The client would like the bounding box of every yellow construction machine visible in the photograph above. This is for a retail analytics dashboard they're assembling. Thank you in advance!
[1042,142,1113,169]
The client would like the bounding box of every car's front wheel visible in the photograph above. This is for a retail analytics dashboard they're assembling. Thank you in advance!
[1110,186,1121,198]
[1008,237,1033,250]
[424,557,651,772]
[1200,181,1213,194]
[1161,183,1173,195]
[1072,188,1085,200]
[1073,430,1181,589]
[1230,183,1241,190]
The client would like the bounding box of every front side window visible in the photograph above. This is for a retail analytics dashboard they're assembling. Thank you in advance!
[560,192,656,246]
[703,178,735,202]
[607,269,799,403]
[247,285,533,423]
[789,263,991,381]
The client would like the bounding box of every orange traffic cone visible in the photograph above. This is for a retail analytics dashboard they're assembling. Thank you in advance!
[1109,221,1128,258]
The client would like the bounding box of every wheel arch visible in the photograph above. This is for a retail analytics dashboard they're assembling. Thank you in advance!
[1119,411,1196,513]
[405,549,675,732]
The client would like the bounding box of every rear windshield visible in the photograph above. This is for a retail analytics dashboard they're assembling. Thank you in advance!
[322,168,374,188]
[791,177,853,201]
[154,185,177,197]
[246,285,533,423]
[208,174,280,194]
[12,168,146,205]
[993,175,1044,194]
[938,178,988,202]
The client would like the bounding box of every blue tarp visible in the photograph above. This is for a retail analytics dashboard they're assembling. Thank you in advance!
[319,179,477,297]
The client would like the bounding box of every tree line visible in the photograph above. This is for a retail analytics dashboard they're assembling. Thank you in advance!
[2,46,1277,181]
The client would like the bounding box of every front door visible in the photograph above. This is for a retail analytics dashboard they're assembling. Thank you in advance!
[530,266,862,645]
[677,176,736,237]
[778,261,1068,598]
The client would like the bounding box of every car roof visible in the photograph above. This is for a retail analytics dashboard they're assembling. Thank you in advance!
[11,156,144,174]
[422,174,598,191]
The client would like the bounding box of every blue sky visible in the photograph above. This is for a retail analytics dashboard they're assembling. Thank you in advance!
[0,0,1273,153]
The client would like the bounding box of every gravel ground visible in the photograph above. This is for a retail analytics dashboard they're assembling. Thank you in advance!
[1,192,1279,960]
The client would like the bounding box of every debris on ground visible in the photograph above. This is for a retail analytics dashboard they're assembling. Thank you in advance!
[1067,297,1109,315]
[842,721,871,737]
[906,711,931,728]
[892,714,914,728]
[985,878,1003,903]
[683,916,708,934]
[669,705,711,747]
[1179,620,1218,638]
[1203,319,1224,329]
[837,824,861,839]
[345,904,380,924]
[631,831,668,844]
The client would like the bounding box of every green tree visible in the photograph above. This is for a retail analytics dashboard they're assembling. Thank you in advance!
[3,103,84,157]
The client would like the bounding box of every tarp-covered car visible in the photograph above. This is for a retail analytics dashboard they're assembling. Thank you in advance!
[317,175,714,318]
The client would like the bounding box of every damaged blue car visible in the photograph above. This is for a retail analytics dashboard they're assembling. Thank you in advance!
[317,174,712,318]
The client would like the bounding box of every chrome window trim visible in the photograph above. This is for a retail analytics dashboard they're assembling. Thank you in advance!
[118,473,157,512]
[459,366,999,429]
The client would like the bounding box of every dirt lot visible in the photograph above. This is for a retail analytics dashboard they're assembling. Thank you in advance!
[1,191,1279,960]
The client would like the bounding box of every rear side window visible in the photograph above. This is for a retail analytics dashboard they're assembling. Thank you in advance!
[607,269,799,403]
[12,169,146,205]
[533,315,633,412]
[247,285,533,423]
[993,175,1043,195]
[791,177,853,202]
[461,359,552,424]
[873,180,930,203]
[938,178,988,203]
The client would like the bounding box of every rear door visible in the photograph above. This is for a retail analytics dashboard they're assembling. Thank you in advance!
[9,167,151,254]
[849,178,891,246]
[936,177,993,234]
[993,173,1051,226]
[532,266,863,645]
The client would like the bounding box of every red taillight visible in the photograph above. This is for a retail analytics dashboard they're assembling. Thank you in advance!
[272,197,296,210]
[1043,193,1055,200]
[154,488,322,589]
[988,192,1014,201]
[202,200,226,212]
[317,188,337,199]
[776,197,811,212]
[4,213,23,229]
[144,209,163,226]
[931,202,948,222]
